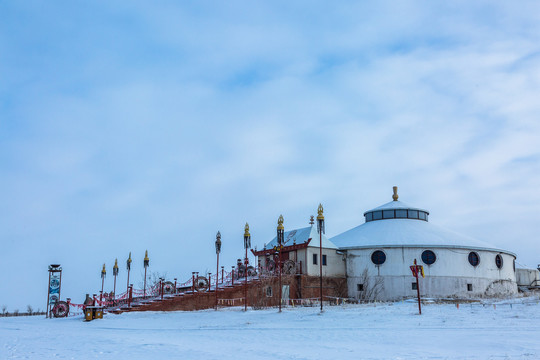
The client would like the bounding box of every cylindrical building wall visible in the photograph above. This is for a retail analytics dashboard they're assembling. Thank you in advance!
[346,247,517,300]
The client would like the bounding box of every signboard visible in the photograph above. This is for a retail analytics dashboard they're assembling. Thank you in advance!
[49,272,61,305]
[47,265,62,318]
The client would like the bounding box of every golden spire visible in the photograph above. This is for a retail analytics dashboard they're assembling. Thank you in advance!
[101,263,106,276]
[277,214,284,230]
[128,252,132,263]
[244,222,250,237]
[392,186,399,201]
[144,250,149,262]
[317,203,324,220]
[113,258,119,270]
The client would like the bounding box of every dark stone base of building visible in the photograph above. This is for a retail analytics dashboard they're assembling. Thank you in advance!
[124,275,347,312]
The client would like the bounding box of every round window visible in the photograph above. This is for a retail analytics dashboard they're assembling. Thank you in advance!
[468,252,480,267]
[371,250,386,265]
[495,254,503,269]
[421,250,436,265]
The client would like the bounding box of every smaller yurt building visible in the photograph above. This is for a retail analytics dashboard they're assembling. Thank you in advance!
[255,218,345,278]
[330,187,518,300]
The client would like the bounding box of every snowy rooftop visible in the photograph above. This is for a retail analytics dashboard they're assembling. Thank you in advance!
[263,226,338,250]
[330,218,514,255]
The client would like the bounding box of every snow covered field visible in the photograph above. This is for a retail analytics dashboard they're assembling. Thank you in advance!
[2,299,540,360]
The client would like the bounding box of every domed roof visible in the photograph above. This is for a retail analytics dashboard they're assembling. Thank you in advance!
[331,187,514,256]
[364,200,428,215]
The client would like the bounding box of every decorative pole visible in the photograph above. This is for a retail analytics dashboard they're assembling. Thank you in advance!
[221,266,224,284]
[126,252,132,295]
[215,231,222,309]
[46,264,62,319]
[100,264,106,303]
[317,204,325,312]
[143,250,149,298]
[113,259,119,301]
[277,215,284,312]
[244,223,251,311]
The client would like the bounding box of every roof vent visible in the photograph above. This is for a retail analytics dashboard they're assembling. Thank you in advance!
[392,186,399,201]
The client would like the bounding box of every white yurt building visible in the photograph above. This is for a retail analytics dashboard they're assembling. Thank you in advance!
[330,187,518,300]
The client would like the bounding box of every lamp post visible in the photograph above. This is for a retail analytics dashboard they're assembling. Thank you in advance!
[317,204,325,312]
[215,231,222,309]
[126,252,132,295]
[244,223,251,311]
[100,264,106,303]
[277,215,284,312]
[113,259,119,302]
[143,250,149,298]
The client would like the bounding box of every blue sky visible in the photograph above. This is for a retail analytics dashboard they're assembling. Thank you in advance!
[1,1,540,310]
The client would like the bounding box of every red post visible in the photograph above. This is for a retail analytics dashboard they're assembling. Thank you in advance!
[161,279,164,301]
[128,286,133,308]
[232,267,235,286]
[415,260,422,315]
[221,266,224,285]
[174,278,177,295]
[113,274,117,301]
[208,273,212,292]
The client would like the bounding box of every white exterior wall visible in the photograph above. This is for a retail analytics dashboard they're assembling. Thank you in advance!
[346,247,517,300]
[257,247,345,277]
[305,247,346,277]
[516,268,540,287]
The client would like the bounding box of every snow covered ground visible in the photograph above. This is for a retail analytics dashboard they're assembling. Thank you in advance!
[2,298,540,360]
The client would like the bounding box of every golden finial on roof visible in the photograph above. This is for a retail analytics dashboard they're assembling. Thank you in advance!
[144,250,149,262]
[392,186,399,201]
[113,258,118,270]
[244,222,250,237]
[317,203,324,220]
[309,215,314,225]
[277,214,284,230]
[101,263,106,275]
[128,252,132,263]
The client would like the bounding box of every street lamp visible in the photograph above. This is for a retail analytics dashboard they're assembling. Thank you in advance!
[100,264,106,303]
[143,250,149,298]
[276,215,284,312]
[244,223,251,311]
[317,204,325,312]
[215,231,222,309]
